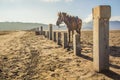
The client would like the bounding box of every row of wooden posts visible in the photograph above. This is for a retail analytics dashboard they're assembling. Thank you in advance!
[35,5,111,72]
[36,24,79,51]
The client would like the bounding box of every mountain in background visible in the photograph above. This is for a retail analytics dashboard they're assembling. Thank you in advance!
[82,21,120,30]
[0,21,120,31]
[0,22,67,31]
[110,21,120,30]
[0,22,48,31]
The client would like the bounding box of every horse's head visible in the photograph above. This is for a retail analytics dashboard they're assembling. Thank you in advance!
[56,12,67,26]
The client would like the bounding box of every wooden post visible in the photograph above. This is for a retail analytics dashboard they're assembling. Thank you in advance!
[44,31,47,38]
[49,24,53,40]
[47,31,49,39]
[93,5,111,72]
[73,33,81,56]
[42,31,45,36]
[57,32,61,45]
[53,32,56,42]
[35,27,40,35]
[62,32,68,48]
[40,26,43,35]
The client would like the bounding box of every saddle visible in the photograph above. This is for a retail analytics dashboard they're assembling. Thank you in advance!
[68,16,80,27]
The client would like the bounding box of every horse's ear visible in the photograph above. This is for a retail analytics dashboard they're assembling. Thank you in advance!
[69,15,71,17]
[64,12,67,15]
[58,12,62,16]
[60,12,62,15]
[62,12,67,16]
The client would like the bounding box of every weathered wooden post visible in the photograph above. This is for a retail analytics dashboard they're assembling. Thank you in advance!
[93,5,111,72]
[53,32,56,42]
[35,27,40,35]
[73,33,81,56]
[47,31,49,39]
[62,32,68,48]
[42,31,45,36]
[57,32,61,45]
[40,26,43,35]
[49,24,53,40]
[44,31,47,38]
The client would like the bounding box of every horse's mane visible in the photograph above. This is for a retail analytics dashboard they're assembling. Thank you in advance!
[61,12,78,21]
[58,12,81,27]
[59,12,79,19]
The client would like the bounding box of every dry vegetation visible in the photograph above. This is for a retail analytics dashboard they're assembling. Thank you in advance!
[0,30,120,80]
[0,31,15,35]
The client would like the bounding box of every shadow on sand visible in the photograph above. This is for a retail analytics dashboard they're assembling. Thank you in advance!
[102,70,120,80]
[110,46,120,57]
[110,63,120,70]
[76,46,120,80]
[77,53,93,61]
[109,46,120,79]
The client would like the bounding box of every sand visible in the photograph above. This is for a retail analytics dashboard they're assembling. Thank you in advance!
[0,30,120,80]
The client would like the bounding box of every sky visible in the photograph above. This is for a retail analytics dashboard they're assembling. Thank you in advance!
[0,0,120,24]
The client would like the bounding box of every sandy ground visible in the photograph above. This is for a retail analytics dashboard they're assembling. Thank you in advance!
[0,30,120,80]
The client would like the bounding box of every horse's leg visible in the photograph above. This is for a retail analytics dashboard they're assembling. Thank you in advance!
[72,30,74,38]
[69,30,70,43]
[72,30,74,42]
[79,28,81,37]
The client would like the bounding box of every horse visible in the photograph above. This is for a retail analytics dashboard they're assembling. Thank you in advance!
[56,12,82,43]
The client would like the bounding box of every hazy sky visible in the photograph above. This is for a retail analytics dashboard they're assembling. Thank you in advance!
[0,0,120,24]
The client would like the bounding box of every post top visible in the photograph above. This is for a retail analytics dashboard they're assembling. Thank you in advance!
[49,24,52,26]
[94,5,111,8]
[93,5,111,19]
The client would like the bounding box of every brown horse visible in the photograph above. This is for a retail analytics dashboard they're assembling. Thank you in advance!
[56,12,82,43]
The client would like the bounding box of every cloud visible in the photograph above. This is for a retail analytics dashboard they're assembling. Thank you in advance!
[0,0,22,3]
[40,0,60,2]
[110,16,120,21]
[9,0,16,2]
[1,0,16,2]
[83,13,120,23]
[83,14,92,23]
[0,0,73,3]
[65,0,73,2]
[40,0,73,2]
